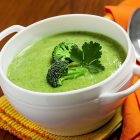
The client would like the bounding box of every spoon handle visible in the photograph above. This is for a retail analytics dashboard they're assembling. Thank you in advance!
[128,8,140,61]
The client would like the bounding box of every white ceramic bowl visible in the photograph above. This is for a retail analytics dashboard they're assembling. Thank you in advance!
[0,14,140,136]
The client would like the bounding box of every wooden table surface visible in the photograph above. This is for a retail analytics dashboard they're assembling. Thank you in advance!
[0,0,123,139]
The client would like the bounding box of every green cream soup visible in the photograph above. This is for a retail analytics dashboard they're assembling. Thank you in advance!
[7,32,126,92]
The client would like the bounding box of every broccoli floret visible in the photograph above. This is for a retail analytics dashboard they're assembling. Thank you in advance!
[47,61,86,87]
[52,42,76,63]
[47,61,68,87]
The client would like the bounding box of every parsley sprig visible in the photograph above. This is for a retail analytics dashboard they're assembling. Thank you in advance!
[70,41,105,73]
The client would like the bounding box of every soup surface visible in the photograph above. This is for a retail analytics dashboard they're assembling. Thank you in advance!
[7,32,126,92]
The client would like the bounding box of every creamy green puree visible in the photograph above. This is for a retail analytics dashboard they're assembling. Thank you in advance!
[7,32,126,92]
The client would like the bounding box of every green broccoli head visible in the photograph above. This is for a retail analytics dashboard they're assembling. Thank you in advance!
[52,42,76,63]
[47,61,86,88]
[47,61,68,87]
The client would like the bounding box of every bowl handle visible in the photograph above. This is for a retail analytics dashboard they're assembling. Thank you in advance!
[99,64,140,104]
[0,25,25,41]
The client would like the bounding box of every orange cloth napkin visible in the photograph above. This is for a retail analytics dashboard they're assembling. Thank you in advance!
[105,0,140,30]
[105,1,140,140]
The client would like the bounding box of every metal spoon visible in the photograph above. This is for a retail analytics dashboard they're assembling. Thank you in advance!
[128,8,140,60]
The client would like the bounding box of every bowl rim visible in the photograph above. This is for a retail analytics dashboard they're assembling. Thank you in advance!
[0,14,132,97]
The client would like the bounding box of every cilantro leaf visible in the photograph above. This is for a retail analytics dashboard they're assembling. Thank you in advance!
[70,45,83,64]
[70,41,105,74]
[85,60,105,73]
[82,42,102,65]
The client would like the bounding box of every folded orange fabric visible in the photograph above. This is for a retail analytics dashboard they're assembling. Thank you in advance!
[105,0,140,29]
[105,0,140,139]
[121,76,140,140]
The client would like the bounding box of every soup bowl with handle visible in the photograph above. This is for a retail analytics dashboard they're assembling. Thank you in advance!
[0,14,140,136]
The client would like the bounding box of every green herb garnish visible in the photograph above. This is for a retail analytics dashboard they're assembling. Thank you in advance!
[47,41,105,87]
[70,41,105,73]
